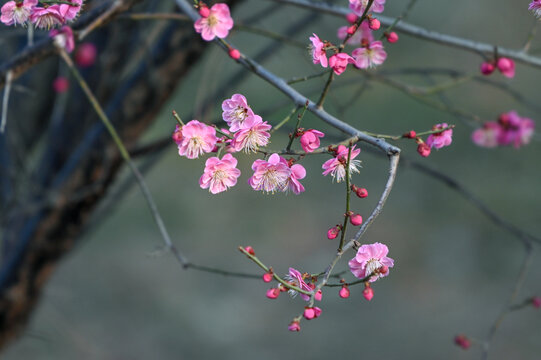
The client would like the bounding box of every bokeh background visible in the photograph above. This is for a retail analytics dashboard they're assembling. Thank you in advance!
[2,0,541,359]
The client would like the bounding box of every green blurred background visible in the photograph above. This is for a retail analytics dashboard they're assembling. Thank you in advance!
[4,0,540,358]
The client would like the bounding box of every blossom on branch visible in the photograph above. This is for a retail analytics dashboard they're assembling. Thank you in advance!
[352,41,387,69]
[529,0,541,18]
[329,53,354,75]
[59,0,83,22]
[322,145,361,182]
[0,0,37,26]
[249,154,291,193]
[50,26,74,53]
[309,33,328,68]
[199,154,241,194]
[426,123,453,149]
[348,242,394,282]
[30,5,63,29]
[194,3,234,41]
[177,120,218,159]
[231,115,272,153]
[300,129,325,153]
[222,94,255,132]
[285,268,312,301]
[472,111,534,148]
[349,0,386,15]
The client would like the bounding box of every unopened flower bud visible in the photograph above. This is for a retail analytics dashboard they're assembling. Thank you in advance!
[346,13,358,24]
[532,296,541,309]
[313,306,322,318]
[199,5,210,17]
[369,18,380,30]
[266,288,280,299]
[244,246,255,256]
[363,284,374,301]
[350,214,363,226]
[347,25,357,35]
[417,142,431,157]
[303,307,316,320]
[403,130,416,139]
[454,335,471,350]
[315,289,323,301]
[355,188,368,198]
[229,48,241,60]
[288,320,301,332]
[378,265,389,275]
[262,272,273,283]
[339,286,350,298]
[327,226,341,240]
[386,31,399,43]
[480,62,495,75]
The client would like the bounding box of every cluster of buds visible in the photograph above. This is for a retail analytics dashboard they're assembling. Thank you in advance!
[480,57,515,78]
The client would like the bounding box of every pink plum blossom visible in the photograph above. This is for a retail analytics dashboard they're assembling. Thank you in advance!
[530,1,541,18]
[349,0,386,15]
[231,115,272,153]
[471,121,501,148]
[352,41,387,69]
[309,33,328,68]
[285,267,312,301]
[49,26,74,53]
[329,53,354,75]
[194,3,234,41]
[348,242,394,282]
[426,123,453,149]
[59,0,82,22]
[249,153,291,193]
[177,120,218,159]
[199,154,241,194]
[494,111,535,148]
[300,129,324,153]
[30,5,63,29]
[286,163,306,195]
[222,93,255,132]
[1,0,37,26]
[322,145,361,182]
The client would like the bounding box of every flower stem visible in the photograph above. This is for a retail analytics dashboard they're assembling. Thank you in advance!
[58,48,188,267]
[285,101,308,152]
[338,144,353,252]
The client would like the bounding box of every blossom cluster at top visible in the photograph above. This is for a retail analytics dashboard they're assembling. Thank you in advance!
[472,111,535,148]
[1,0,83,29]
[309,6,397,76]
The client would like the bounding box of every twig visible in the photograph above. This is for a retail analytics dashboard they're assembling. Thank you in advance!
[0,70,13,133]
[481,246,534,359]
[58,47,189,267]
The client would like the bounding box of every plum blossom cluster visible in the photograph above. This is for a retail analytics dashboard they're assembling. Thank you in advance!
[310,7,396,75]
[1,0,83,29]
[194,2,233,41]
[480,57,516,78]
[173,94,313,195]
[399,124,453,158]
[472,111,535,148]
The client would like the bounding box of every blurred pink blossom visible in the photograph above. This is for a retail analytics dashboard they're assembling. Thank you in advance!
[194,3,233,41]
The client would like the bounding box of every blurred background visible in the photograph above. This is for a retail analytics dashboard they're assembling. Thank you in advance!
[1,0,540,359]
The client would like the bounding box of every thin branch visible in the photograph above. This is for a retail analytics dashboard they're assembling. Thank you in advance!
[0,70,12,133]
[482,246,534,360]
[58,48,189,267]
[269,0,541,69]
